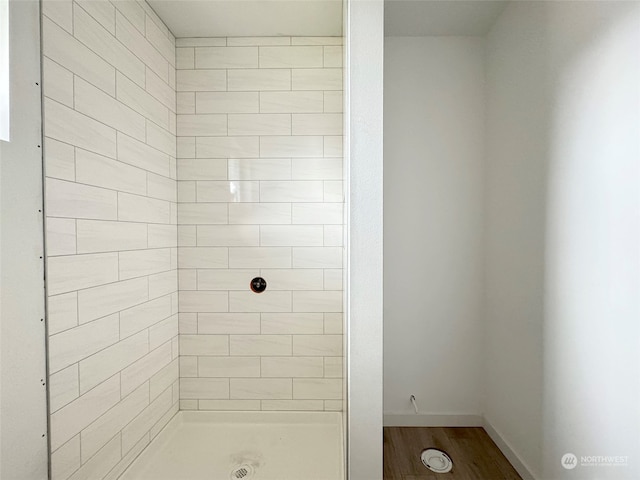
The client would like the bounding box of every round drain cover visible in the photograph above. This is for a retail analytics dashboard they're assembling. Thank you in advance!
[421,448,453,474]
[230,464,254,479]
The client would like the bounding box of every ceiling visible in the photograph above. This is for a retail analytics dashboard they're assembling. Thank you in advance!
[147,0,343,38]
[385,0,509,36]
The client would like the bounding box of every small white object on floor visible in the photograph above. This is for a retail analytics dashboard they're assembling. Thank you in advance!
[421,448,453,474]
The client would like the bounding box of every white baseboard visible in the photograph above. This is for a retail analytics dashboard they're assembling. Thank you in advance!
[383,413,483,427]
[483,418,537,480]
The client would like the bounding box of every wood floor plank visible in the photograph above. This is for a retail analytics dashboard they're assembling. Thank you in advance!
[383,427,522,480]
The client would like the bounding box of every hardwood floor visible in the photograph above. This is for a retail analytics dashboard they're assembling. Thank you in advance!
[383,427,522,480]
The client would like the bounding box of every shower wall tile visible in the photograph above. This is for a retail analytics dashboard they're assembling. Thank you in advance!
[42,2,178,478]
[177,36,343,412]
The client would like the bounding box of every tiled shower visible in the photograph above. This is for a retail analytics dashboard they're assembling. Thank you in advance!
[41,1,344,478]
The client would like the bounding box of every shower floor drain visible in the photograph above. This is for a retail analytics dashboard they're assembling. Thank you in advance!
[421,448,453,474]
[230,464,254,479]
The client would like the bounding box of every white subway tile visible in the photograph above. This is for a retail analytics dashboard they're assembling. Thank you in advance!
[259,46,323,68]
[323,91,343,113]
[42,18,115,95]
[196,92,259,114]
[119,249,171,280]
[44,99,116,159]
[146,68,176,112]
[292,203,342,224]
[47,253,118,295]
[102,435,148,480]
[293,247,342,268]
[324,313,343,334]
[112,1,145,34]
[259,226,323,247]
[178,159,227,180]
[324,357,343,378]
[76,220,147,254]
[293,335,342,356]
[42,0,72,33]
[79,330,148,394]
[197,313,261,334]
[179,314,197,334]
[67,433,120,480]
[178,181,196,202]
[258,270,324,291]
[197,181,260,203]
[324,269,343,290]
[120,343,172,397]
[292,114,343,136]
[46,217,76,256]
[177,137,195,158]
[75,0,115,34]
[116,12,168,81]
[260,91,324,114]
[117,132,171,178]
[176,38,226,47]
[48,292,78,335]
[198,400,260,410]
[228,114,290,136]
[74,77,145,140]
[260,136,323,158]
[51,435,80,480]
[197,225,259,247]
[195,47,258,69]
[177,115,227,136]
[148,224,177,248]
[228,247,292,268]
[149,271,176,300]
[177,92,196,114]
[291,37,343,46]
[228,37,290,46]
[293,379,342,399]
[229,203,291,225]
[178,247,228,268]
[291,158,343,180]
[179,269,197,290]
[260,181,323,202]
[120,296,172,339]
[196,136,259,158]
[43,57,73,107]
[262,400,324,411]
[293,291,343,313]
[76,148,147,196]
[49,364,79,413]
[199,357,260,377]
[146,121,176,156]
[149,316,178,350]
[228,291,292,313]
[323,181,343,202]
[179,291,229,313]
[121,388,173,453]
[227,69,290,91]
[177,70,226,91]
[118,193,170,224]
[150,360,179,400]
[197,270,258,291]
[77,277,148,324]
[261,357,323,377]
[176,48,194,69]
[44,137,75,181]
[292,69,342,90]
[117,73,169,129]
[180,378,229,399]
[323,46,343,68]
[323,226,343,247]
[180,356,198,377]
[47,179,117,221]
[228,159,291,181]
[177,203,228,224]
[80,383,148,461]
[323,136,343,157]
[261,313,324,334]
[50,375,120,451]
[145,16,175,66]
[230,379,291,400]
[179,226,197,246]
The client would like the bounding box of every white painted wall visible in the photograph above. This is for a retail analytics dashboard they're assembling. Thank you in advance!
[383,37,485,422]
[485,2,640,479]
[0,1,48,478]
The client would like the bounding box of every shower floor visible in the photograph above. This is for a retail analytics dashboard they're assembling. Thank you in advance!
[119,411,344,480]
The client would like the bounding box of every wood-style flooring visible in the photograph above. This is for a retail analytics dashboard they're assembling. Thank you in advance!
[383,427,523,480]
